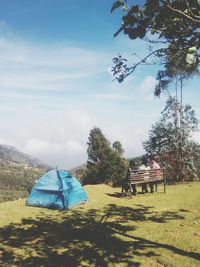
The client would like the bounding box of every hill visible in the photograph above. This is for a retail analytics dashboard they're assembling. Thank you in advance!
[0,144,51,191]
[0,144,50,169]
[69,163,87,180]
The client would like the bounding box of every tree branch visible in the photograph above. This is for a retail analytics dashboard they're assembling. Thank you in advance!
[113,26,125,38]
[126,48,165,77]
[166,3,200,23]
[185,0,200,19]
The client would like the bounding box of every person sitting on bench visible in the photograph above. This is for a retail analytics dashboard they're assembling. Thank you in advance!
[149,156,161,193]
[129,160,138,195]
[139,157,151,193]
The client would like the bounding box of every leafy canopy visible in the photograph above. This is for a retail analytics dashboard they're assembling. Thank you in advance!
[143,97,199,181]
[111,0,200,89]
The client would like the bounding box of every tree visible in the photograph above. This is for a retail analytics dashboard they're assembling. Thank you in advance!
[111,0,200,84]
[112,140,124,155]
[87,127,111,165]
[84,127,128,186]
[143,97,199,181]
[111,1,200,181]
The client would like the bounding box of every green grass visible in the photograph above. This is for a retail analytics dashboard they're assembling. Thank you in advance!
[0,183,200,267]
[0,190,28,203]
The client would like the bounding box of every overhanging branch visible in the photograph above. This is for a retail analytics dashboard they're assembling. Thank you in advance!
[166,3,200,23]
[125,48,165,77]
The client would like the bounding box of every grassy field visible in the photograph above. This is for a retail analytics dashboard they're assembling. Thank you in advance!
[0,190,28,203]
[0,183,200,267]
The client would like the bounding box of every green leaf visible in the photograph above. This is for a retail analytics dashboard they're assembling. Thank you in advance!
[111,1,124,13]
[130,5,140,13]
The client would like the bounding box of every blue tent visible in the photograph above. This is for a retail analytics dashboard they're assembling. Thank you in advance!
[26,169,88,209]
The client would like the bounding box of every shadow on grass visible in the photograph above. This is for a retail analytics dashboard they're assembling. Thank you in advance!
[0,204,199,267]
[106,192,122,198]
[106,190,165,198]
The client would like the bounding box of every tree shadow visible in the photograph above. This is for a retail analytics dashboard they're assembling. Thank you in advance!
[106,192,122,198]
[179,209,190,212]
[0,204,199,267]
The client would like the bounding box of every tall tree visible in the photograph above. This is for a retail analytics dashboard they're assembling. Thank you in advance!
[87,127,111,165]
[143,97,199,181]
[111,1,200,181]
[85,127,111,184]
[84,127,128,186]
[113,140,124,155]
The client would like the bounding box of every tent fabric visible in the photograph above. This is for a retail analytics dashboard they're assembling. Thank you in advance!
[26,169,88,209]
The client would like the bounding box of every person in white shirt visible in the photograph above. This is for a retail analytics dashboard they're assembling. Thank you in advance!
[139,157,151,193]
[150,157,160,170]
[149,157,161,193]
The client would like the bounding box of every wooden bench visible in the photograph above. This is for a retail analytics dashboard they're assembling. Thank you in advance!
[121,168,166,198]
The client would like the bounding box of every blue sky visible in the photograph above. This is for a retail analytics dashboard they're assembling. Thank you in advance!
[0,0,199,168]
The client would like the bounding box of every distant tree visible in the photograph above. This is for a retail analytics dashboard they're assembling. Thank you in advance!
[100,149,128,186]
[84,127,128,186]
[143,97,199,181]
[0,163,44,190]
[85,127,110,184]
[87,127,111,165]
[113,140,124,155]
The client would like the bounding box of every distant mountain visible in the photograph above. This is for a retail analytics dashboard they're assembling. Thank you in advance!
[69,163,87,181]
[69,163,87,173]
[0,144,51,169]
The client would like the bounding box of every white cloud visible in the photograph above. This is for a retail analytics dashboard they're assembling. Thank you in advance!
[0,104,94,168]
[25,138,86,168]
[26,139,51,155]
[0,31,109,94]
[94,93,134,101]
[138,75,157,93]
